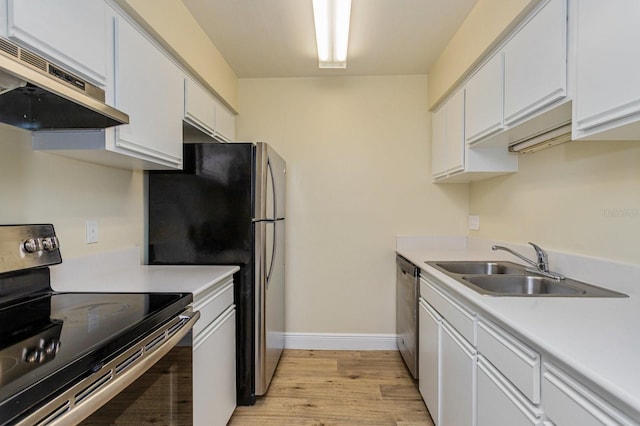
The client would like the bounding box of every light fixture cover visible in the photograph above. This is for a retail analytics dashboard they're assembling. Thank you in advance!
[312,0,352,68]
[508,124,572,154]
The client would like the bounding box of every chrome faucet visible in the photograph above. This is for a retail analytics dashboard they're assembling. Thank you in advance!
[492,242,565,280]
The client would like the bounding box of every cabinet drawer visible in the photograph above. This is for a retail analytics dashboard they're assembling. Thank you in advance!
[420,276,475,344]
[542,363,636,426]
[477,318,541,403]
[478,355,542,426]
[192,276,234,337]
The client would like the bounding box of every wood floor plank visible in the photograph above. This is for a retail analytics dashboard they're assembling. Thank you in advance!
[229,350,434,426]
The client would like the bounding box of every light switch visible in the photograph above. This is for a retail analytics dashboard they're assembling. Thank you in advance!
[86,219,98,244]
[468,215,480,231]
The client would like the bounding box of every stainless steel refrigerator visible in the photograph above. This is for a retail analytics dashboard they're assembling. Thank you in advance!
[147,142,286,406]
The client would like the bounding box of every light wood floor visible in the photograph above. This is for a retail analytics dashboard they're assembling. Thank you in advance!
[229,350,434,426]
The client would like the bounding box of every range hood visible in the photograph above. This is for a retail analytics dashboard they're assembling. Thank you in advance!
[0,37,129,130]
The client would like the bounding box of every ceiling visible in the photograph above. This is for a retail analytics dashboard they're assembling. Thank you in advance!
[181,0,478,78]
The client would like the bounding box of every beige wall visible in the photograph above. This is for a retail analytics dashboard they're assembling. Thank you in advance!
[469,141,640,264]
[115,0,239,112]
[237,75,469,334]
[0,125,144,259]
[428,0,535,108]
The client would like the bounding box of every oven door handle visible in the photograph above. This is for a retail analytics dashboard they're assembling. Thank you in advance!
[17,309,201,426]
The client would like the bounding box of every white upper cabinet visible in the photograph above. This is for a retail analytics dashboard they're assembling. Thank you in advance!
[445,89,465,173]
[0,0,108,85]
[431,89,464,178]
[185,77,216,137]
[184,76,235,142]
[503,0,567,126]
[465,52,504,145]
[214,97,236,142]
[572,0,640,140]
[431,103,447,178]
[432,87,517,183]
[111,13,184,169]
[32,7,185,170]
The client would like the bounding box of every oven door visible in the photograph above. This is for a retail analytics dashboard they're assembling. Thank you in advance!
[81,339,193,425]
[15,309,199,426]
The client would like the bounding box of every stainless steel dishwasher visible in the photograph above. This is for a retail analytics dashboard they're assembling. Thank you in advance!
[396,254,419,379]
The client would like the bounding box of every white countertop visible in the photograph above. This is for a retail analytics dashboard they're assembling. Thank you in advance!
[397,236,640,419]
[50,247,240,301]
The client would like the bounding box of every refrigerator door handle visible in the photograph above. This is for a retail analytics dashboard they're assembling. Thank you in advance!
[266,222,277,289]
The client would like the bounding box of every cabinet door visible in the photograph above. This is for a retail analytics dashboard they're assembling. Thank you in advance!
[465,53,504,144]
[431,105,447,178]
[214,97,236,142]
[3,0,107,84]
[419,299,440,424]
[503,0,567,126]
[440,321,476,426]
[184,77,216,136]
[113,15,183,169]
[193,306,236,426]
[543,363,635,426]
[573,0,640,136]
[445,89,465,173]
[477,356,542,426]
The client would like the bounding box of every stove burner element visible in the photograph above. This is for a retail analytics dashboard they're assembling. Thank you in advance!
[0,356,19,378]
[62,302,131,325]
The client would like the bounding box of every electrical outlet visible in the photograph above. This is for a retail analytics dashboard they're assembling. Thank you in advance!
[86,220,98,244]
[468,215,480,231]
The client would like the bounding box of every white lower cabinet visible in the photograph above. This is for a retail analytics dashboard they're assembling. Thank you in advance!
[192,278,236,426]
[478,356,542,426]
[419,299,441,424]
[542,363,636,426]
[419,267,640,426]
[476,318,540,403]
[440,320,476,426]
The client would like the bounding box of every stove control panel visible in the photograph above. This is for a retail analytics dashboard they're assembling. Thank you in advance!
[0,224,62,274]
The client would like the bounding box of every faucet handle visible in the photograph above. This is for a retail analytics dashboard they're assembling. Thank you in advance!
[528,242,548,271]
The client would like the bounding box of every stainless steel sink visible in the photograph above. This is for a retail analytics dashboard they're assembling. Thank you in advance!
[425,261,627,298]
[433,261,526,275]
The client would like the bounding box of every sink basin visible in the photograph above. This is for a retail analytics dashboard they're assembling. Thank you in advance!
[461,275,627,297]
[424,260,628,298]
[432,261,525,275]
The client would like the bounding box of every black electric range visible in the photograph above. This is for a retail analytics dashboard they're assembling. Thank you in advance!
[0,225,197,425]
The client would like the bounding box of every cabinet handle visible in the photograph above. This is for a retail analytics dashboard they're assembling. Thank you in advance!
[478,355,541,422]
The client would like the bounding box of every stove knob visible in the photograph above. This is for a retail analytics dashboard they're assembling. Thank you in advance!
[42,237,59,252]
[44,339,61,355]
[22,238,43,253]
[24,348,45,363]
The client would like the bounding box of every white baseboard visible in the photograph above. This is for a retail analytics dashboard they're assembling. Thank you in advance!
[284,332,398,351]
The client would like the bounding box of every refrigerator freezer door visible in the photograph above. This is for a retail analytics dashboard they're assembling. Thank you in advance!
[254,219,285,396]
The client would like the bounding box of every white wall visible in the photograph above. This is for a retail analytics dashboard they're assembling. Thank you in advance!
[0,124,144,259]
[237,75,468,335]
[469,140,640,264]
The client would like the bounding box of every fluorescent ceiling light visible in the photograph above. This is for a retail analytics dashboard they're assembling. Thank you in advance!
[312,0,352,69]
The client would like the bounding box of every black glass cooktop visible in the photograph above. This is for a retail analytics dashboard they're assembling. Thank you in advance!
[0,291,192,425]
